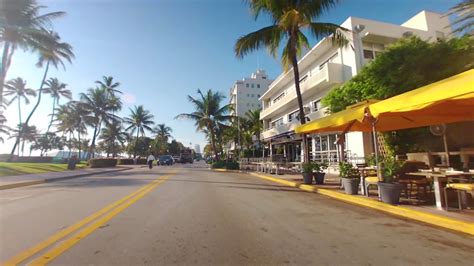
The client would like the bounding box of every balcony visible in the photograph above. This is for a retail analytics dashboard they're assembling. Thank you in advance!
[260,62,344,120]
[261,120,300,140]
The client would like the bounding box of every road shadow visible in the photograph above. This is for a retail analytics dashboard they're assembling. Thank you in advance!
[217,185,305,193]
[164,178,289,188]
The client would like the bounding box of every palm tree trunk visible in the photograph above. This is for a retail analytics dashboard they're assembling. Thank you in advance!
[290,35,309,163]
[90,124,98,159]
[25,60,50,126]
[11,60,50,159]
[0,42,11,105]
[68,132,72,159]
[209,128,219,160]
[46,98,56,134]
[134,130,140,158]
[10,60,51,159]
[78,131,81,161]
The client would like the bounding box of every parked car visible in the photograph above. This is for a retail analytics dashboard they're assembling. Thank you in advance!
[172,156,181,163]
[158,155,174,165]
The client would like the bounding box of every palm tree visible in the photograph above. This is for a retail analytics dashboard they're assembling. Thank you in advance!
[78,87,121,158]
[55,102,87,159]
[95,76,122,97]
[245,109,262,145]
[235,0,348,162]
[9,123,38,156]
[43,77,72,134]
[176,89,232,160]
[24,31,74,126]
[446,0,474,36]
[0,112,10,143]
[153,124,173,143]
[4,77,36,155]
[0,0,65,104]
[99,120,128,157]
[124,105,154,157]
[4,78,36,126]
[9,31,74,157]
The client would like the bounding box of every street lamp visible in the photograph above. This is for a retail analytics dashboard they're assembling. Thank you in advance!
[353,24,365,73]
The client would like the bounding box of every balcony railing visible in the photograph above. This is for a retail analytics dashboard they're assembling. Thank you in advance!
[260,62,343,120]
[261,120,300,140]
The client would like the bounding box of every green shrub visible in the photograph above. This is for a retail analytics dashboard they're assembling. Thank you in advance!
[89,158,117,168]
[211,160,226,169]
[117,158,135,165]
[339,162,360,178]
[225,161,239,170]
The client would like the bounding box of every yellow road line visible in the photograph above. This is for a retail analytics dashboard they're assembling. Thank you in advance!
[249,172,474,236]
[3,173,174,266]
[30,174,173,265]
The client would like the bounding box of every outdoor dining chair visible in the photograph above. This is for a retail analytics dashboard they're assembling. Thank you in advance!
[443,175,474,211]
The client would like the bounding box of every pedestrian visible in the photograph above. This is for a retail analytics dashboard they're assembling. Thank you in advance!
[147,152,156,169]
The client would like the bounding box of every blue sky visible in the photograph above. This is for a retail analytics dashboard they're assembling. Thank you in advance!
[1,0,458,154]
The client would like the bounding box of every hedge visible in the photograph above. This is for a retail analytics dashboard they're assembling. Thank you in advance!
[117,158,135,165]
[89,158,117,168]
[0,155,54,163]
[211,160,239,170]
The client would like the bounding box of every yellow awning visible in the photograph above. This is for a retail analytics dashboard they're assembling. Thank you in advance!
[369,69,474,131]
[295,69,474,134]
[295,101,374,134]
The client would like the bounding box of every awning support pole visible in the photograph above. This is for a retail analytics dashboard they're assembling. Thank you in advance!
[372,122,379,167]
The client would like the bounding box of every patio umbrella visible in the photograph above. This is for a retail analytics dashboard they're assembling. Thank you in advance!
[295,69,474,166]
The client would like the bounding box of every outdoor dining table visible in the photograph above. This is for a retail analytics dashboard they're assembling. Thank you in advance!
[406,171,474,210]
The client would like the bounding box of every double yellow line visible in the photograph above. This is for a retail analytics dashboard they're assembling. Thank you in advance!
[3,172,175,266]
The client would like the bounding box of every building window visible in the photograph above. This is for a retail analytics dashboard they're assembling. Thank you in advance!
[251,84,254,88]
[363,50,374,59]
[257,84,260,88]
[247,94,250,97]
[251,94,255,97]
[288,110,300,122]
[271,118,283,128]
[262,77,266,79]
[246,83,249,88]
[313,100,321,112]
[299,74,308,84]
[272,92,285,104]
[247,103,250,107]
[257,94,260,98]
[251,104,254,107]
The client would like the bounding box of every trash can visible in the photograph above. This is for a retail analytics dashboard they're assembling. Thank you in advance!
[68,156,77,170]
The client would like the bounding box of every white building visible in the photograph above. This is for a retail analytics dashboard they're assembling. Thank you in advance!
[230,69,273,117]
[259,10,451,163]
[194,144,201,154]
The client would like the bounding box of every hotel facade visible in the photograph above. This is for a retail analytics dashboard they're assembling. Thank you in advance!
[259,11,452,163]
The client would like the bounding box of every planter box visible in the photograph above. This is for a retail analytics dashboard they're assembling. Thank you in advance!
[342,178,360,195]
[378,182,403,205]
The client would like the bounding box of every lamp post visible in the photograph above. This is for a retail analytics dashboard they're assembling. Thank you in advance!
[353,24,365,73]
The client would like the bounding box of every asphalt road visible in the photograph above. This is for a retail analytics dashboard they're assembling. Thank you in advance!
[1,163,473,265]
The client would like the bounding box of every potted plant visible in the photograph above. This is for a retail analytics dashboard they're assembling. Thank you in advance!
[378,156,404,204]
[313,161,328,185]
[339,162,360,195]
[301,162,314,185]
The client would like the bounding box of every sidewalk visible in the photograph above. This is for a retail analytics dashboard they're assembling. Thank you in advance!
[230,170,474,235]
[0,165,137,190]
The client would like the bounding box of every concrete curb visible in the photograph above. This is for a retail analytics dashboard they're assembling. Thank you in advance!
[0,167,131,191]
[246,172,474,236]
